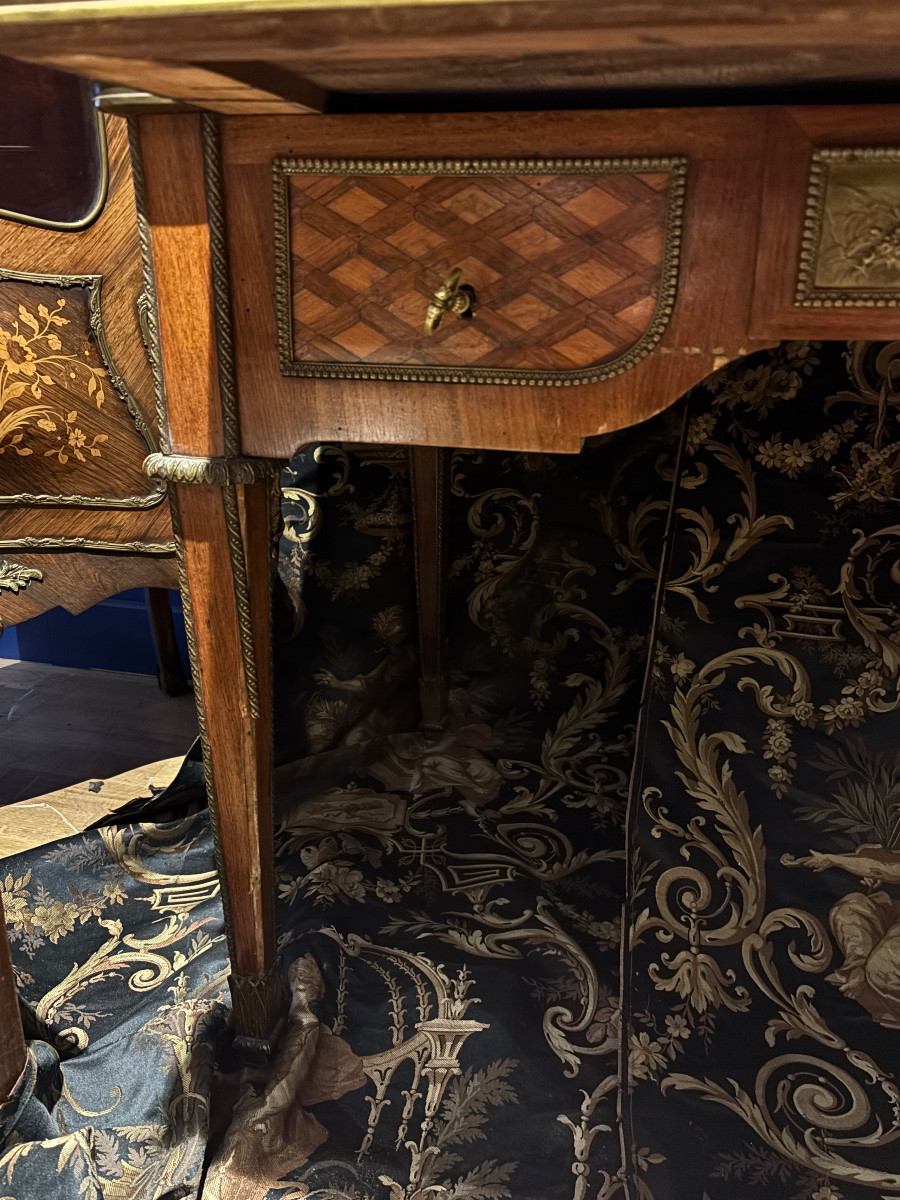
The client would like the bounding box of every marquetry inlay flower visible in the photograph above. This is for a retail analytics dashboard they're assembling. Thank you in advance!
[0,328,38,376]
[0,296,109,463]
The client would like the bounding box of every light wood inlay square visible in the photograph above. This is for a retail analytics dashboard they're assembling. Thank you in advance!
[561,258,626,297]
[328,185,388,225]
[500,221,564,260]
[332,321,390,355]
[563,185,628,227]
[330,255,388,290]
[386,221,447,256]
[497,292,559,330]
[552,328,616,364]
[440,184,505,224]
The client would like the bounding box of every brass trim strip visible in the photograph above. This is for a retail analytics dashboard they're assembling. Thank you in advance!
[95,89,189,115]
[0,0,544,23]
[796,146,900,308]
[0,265,165,509]
[0,537,175,552]
[202,113,263,720]
[273,154,686,388]
[145,451,283,485]
[201,113,240,459]
[0,111,108,233]
[127,117,171,453]
[222,483,262,719]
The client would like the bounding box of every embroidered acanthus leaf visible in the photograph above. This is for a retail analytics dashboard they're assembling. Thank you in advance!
[93,1130,124,1180]
[444,1160,517,1200]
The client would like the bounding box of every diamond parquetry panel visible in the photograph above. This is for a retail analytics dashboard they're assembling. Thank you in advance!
[276,159,685,385]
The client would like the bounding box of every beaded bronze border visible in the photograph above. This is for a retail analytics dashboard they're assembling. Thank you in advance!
[273,154,687,387]
[796,147,900,308]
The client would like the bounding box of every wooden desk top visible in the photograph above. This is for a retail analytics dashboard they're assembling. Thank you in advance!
[1,0,900,113]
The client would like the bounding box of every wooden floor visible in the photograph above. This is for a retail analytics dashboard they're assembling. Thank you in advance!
[0,657,196,855]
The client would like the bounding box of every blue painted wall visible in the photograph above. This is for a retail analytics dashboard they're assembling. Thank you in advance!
[0,588,189,676]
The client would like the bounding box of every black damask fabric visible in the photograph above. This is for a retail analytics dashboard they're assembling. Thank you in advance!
[0,408,679,1198]
[2,342,900,1200]
[625,341,900,1200]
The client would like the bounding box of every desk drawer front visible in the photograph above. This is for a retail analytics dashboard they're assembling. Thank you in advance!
[275,156,685,386]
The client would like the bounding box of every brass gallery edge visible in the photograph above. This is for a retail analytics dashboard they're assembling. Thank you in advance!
[0,266,165,509]
[273,154,687,388]
[797,147,900,307]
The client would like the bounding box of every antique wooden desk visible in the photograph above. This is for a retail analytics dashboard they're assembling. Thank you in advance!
[3,0,900,1086]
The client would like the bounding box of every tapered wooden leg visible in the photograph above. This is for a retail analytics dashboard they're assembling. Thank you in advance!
[409,445,448,731]
[137,111,283,1056]
[0,894,26,1102]
[146,588,189,696]
[176,479,282,1055]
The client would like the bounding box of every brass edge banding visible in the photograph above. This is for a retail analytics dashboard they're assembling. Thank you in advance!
[0,537,175,552]
[0,110,108,233]
[797,146,900,308]
[144,452,283,485]
[202,113,262,721]
[0,0,554,22]
[273,155,687,387]
[0,265,165,509]
[127,117,170,453]
[96,89,189,115]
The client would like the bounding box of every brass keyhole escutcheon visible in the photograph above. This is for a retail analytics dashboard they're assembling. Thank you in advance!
[423,267,476,335]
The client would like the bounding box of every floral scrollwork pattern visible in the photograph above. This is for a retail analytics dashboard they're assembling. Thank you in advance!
[626,340,900,1200]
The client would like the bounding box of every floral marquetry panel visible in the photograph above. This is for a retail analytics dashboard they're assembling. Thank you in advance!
[277,158,685,385]
[0,273,158,506]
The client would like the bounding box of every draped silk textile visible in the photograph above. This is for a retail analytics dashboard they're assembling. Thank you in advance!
[2,341,899,1200]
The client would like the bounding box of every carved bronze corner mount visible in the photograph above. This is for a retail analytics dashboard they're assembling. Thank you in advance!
[144,452,284,486]
[0,559,44,631]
